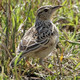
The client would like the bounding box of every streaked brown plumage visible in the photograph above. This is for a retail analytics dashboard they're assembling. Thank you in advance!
[10,5,62,68]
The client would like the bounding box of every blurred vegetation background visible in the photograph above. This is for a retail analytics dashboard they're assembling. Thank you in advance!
[0,0,80,80]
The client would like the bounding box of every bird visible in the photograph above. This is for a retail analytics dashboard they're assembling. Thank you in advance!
[9,5,62,69]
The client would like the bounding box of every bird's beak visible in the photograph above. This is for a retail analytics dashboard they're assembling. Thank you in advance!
[51,5,62,11]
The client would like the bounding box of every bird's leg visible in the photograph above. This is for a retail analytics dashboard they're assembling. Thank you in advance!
[26,59,40,74]
[26,60,33,67]
[39,58,54,75]
[26,58,34,68]
[26,58,36,68]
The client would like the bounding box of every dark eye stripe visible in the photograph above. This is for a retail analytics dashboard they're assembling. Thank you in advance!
[38,9,49,16]
[44,9,48,12]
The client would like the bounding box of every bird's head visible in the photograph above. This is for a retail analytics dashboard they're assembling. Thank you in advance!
[36,5,62,21]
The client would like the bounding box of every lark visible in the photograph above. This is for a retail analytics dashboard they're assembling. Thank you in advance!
[10,5,62,69]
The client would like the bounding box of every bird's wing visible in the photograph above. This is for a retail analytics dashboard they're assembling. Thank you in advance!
[17,26,50,55]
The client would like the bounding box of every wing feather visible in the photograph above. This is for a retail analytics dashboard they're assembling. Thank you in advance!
[17,26,50,54]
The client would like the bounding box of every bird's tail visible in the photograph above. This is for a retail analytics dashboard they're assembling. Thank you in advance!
[9,52,23,68]
[9,56,17,68]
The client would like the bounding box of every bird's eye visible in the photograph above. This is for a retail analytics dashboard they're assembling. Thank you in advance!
[44,9,48,12]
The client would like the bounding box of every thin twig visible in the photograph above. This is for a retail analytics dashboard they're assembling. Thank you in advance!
[56,51,63,80]
[54,56,59,80]
[66,40,80,45]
